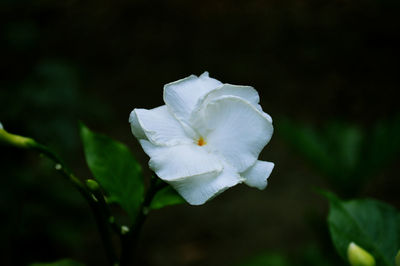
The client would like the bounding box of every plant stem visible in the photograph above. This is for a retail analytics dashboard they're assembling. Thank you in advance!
[34,143,118,265]
[119,178,167,266]
[88,181,121,235]
[2,129,169,265]
[87,197,118,265]
[4,134,119,265]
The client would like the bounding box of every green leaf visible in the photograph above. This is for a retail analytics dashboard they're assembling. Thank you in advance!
[150,185,185,210]
[325,192,400,266]
[80,123,144,220]
[30,259,85,266]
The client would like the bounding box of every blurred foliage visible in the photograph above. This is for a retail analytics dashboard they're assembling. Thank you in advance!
[0,59,111,264]
[325,192,400,266]
[278,116,400,195]
[396,251,400,266]
[237,252,290,266]
[237,244,336,266]
[0,59,111,157]
[30,258,85,266]
[0,154,92,265]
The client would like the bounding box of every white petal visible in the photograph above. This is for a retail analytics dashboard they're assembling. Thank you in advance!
[254,103,273,123]
[189,84,260,124]
[163,72,222,123]
[201,84,260,108]
[140,140,243,205]
[129,109,146,139]
[189,83,275,123]
[259,109,273,123]
[139,140,223,181]
[168,163,243,205]
[130,105,191,146]
[201,96,273,172]
[242,160,274,190]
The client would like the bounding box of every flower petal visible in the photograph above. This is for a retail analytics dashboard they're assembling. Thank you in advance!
[242,160,274,190]
[200,84,260,107]
[163,72,222,123]
[190,83,273,123]
[129,109,146,139]
[201,96,273,172]
[139,140,223,181]
[130,105,192,146]
[169,164,243,205]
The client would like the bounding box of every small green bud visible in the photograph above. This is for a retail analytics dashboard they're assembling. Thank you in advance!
[86,179,100,191]
[121,225,130,235]
[348,242,376,266]
[0,126,36,148]
[396,250,400,266]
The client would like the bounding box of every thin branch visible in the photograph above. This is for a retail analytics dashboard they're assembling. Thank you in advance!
[119,177,167,266]
[0,129,118,265]
[34,144,119,265]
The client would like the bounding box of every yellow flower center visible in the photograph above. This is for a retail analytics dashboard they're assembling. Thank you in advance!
[197,136,206,146]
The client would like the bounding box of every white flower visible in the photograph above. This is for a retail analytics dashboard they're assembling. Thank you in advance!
[129,72,274,205]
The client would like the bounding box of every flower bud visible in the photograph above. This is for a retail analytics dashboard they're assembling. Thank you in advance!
[86,179,101,192]
[121,225,130,235]
[347,242,376,266]
[0,125,36,149]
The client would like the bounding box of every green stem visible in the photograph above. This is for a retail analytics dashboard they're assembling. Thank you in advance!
[33,144,119,265]
[2,128,171,265]
[119,178,167,266]
[1,129,118,265]
[87,180,121,235]
[86,195,118,265]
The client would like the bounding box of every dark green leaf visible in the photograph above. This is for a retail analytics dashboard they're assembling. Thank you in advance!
[80,123,144,220]
[325,192,400,266]
[30,259,85,266]
[150,185,185,210]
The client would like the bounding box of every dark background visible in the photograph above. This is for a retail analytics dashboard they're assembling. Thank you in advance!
[1,0,400,265]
